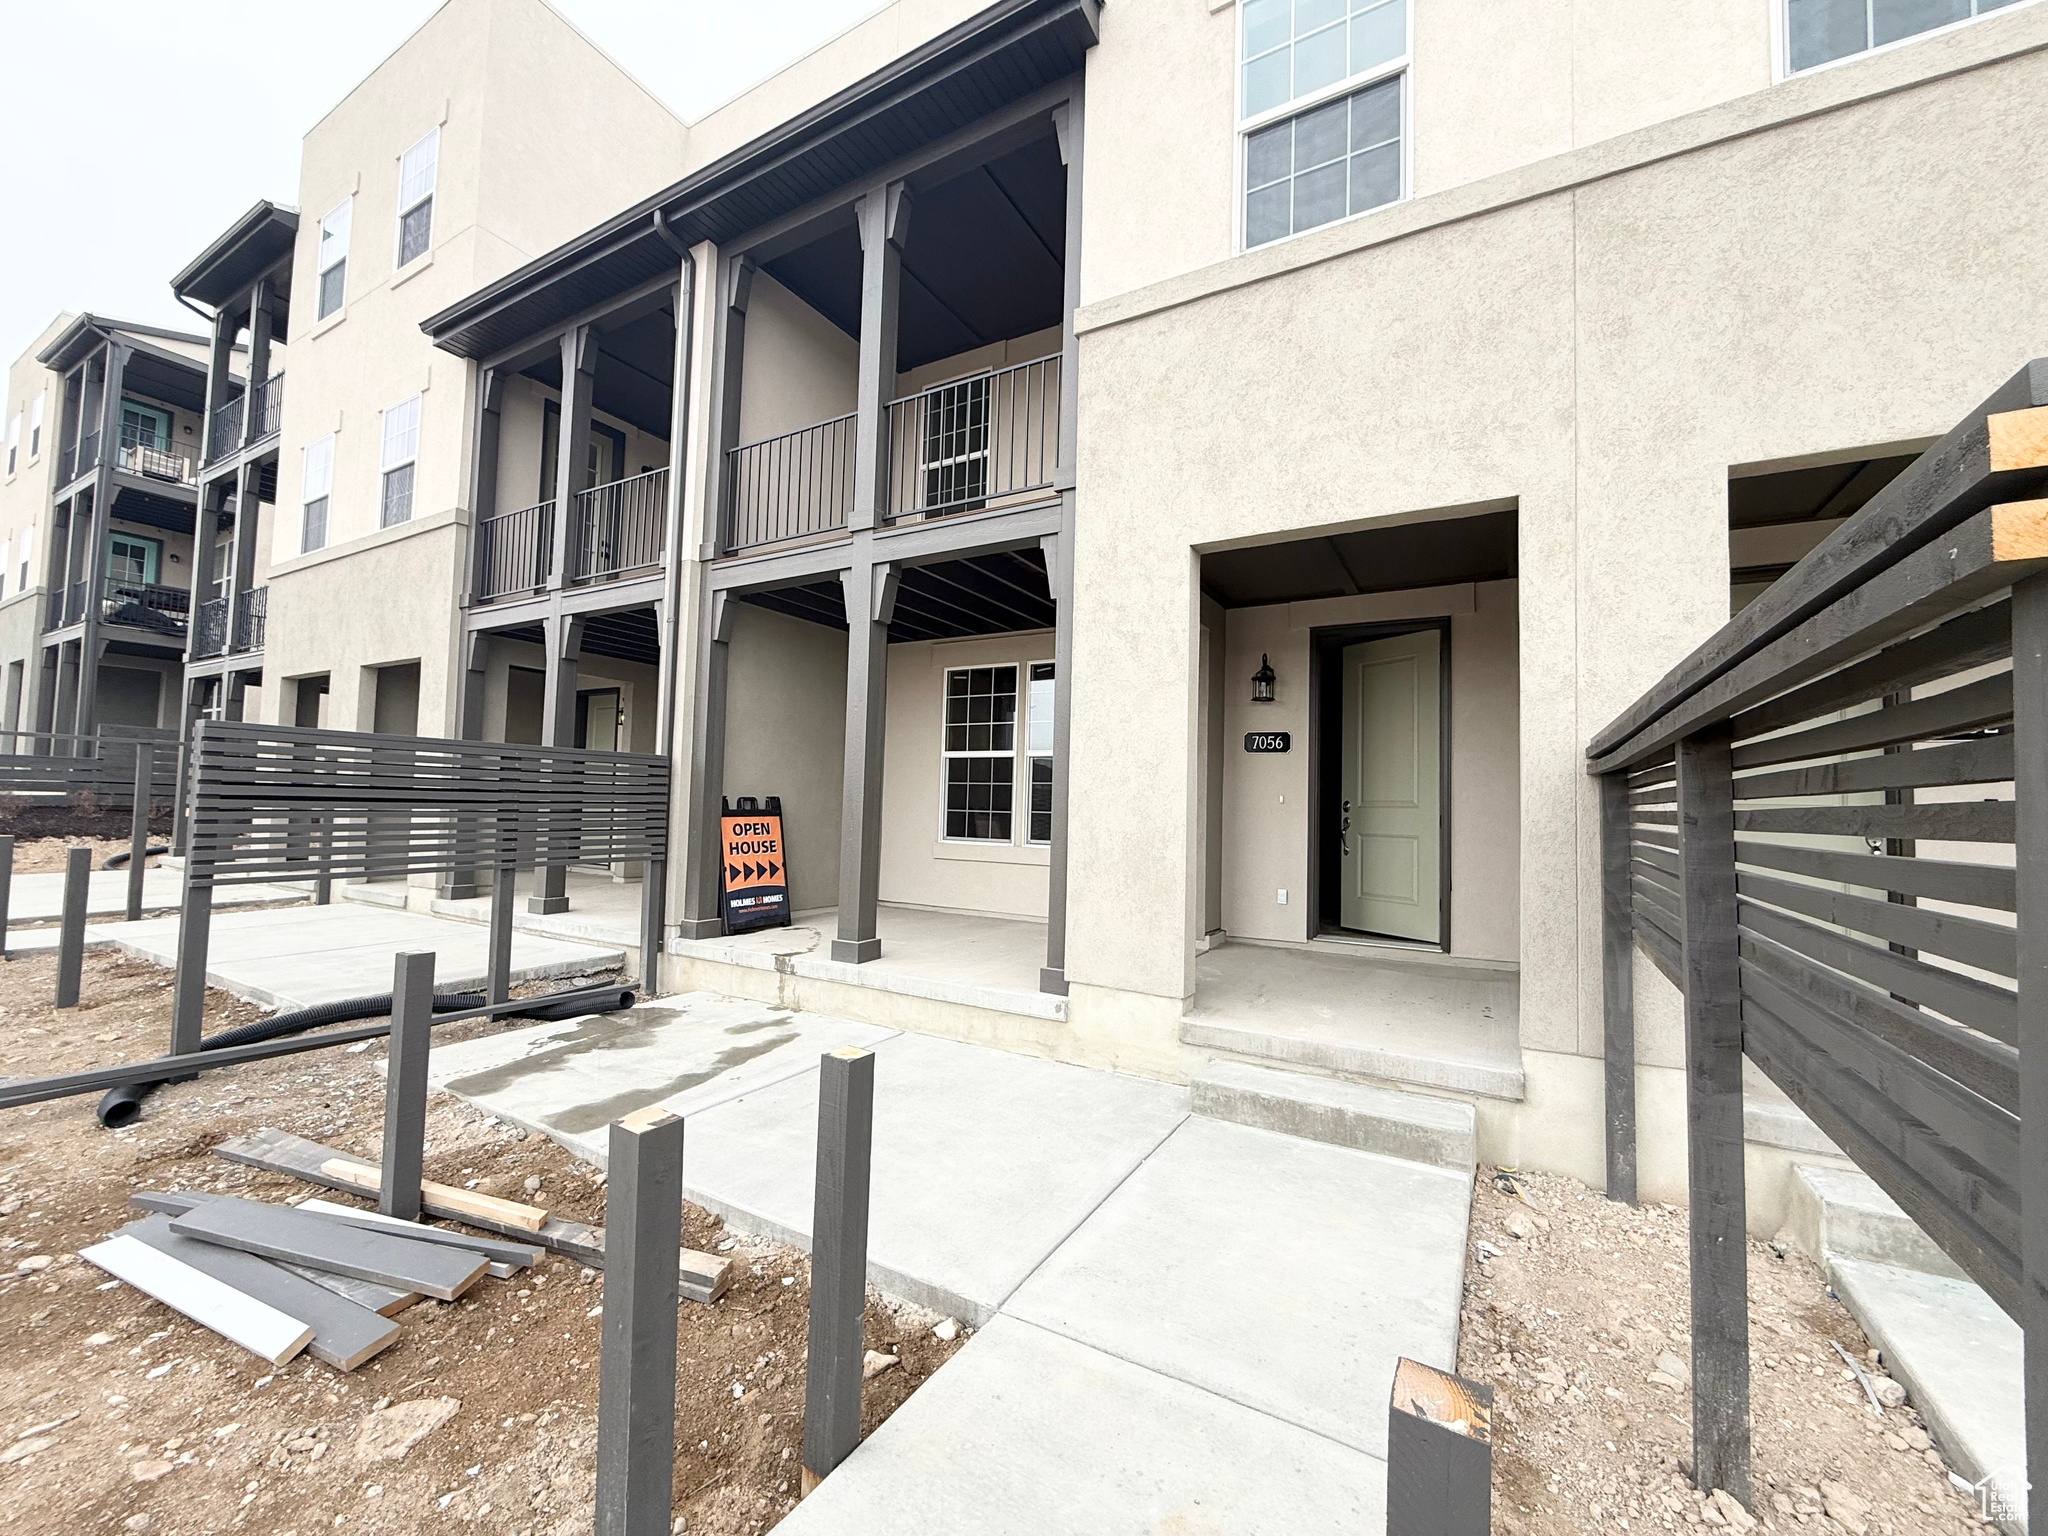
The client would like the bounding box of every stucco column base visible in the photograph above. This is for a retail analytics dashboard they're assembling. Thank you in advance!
[529,893,571,915]
[1059,983,1192,1082]
[832,936,882,964]
[675,917,723,941]
[1038,966,1068,996]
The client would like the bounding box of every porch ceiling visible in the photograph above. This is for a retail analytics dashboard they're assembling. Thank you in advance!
[519,305,677,440]
[111,486,197,535]
[491,607,661,667]
[1201,508,1518,609]
[738,546,1055,642]
[1727,453,1916,529]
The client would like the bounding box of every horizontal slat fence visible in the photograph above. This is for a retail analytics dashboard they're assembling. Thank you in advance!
[0,727,180,806]
[1590,358,2048,1523]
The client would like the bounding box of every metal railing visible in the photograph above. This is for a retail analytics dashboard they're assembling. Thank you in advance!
[206,396,244,464]
[232,586,267,653]
[474,500,555,600]
[251,373,284,439]
[1589,358,2048,1519]
[60,431,99,485]
[884,354,1060,524]
[102,578,191,636]
[114,429,197,486]
[723,412,855,553]
[572,467,666,583]
[191,597,229,658]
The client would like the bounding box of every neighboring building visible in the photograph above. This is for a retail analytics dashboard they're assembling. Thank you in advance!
[0,317,73,739]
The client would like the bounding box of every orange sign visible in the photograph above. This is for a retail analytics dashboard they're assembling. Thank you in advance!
[719,797,790,933]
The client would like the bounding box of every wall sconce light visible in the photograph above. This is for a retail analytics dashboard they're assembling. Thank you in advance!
[1251,654,1276,704]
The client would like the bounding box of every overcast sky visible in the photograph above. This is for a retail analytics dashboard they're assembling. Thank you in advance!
[0,0,878,359]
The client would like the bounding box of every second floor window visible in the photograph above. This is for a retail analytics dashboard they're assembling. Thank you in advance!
[302,434,334,553]
[28,394,42,459]
[18,526,31,593]
[318,198,351,320]
[4,414,16,477]
[1241,0,1408,249]
[1787,0,2025,72]
[397,129,438,267]
[380,397,420,527]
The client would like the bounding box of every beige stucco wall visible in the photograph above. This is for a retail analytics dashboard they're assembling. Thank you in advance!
[879,628,1054,920]
[1062,10,2048,1175]
[721,604,847,915]
[737,272,859,447]
[1215,579,1518,963]
[493,374,671,518]
[0,318,70,633]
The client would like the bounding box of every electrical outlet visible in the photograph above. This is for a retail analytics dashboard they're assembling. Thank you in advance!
[1277,888,1288,905]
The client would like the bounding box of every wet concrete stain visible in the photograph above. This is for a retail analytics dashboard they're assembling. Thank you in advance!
[440,1005,800,1134]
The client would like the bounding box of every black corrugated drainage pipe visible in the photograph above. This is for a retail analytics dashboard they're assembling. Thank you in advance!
[103,846,171,869]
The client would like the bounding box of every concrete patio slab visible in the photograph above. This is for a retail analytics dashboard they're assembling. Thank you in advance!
[62,903,624,1011]
[1184,941,1524,1100]
[424,992,896,1153]
[775,1315,1387,1535]
[1005,1114,1471,1456]
[3,869,304,926]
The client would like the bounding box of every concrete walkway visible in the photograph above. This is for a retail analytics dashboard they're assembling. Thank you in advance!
[3,868,304,924]
[428,992,1473,1529]
[19,902,626,1011]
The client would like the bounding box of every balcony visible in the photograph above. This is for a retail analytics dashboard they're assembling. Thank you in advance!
[232,585,267,652]
[475,499,556,601]
[190,587,266,659]
[571,467,666,583]
[206,397,244,465]
[102,578,190,638]
[113,429,198,488]
[251,373,284,439]
[191,597,227,658]
[720,356,1061,555]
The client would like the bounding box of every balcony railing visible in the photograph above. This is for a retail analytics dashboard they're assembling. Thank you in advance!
[474,500,555,601]
[724,412,855,554]
[52,581,87,628]
[884,354,1060,524]
[114,429,198,487]
[232,586,267,652]
[251,374,284,439]
[572,467,666,583]
[102,578,190,637]
[191,597,228,658]
[59,431,98,486]
[206,397,244,464]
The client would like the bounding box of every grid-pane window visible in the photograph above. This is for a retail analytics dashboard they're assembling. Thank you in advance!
[397,129,438,267]
[1242,0,1404,118]
[1026,661,1055,845]
[302,435,334,553]
[1787,0,2022,71]
[1245,75,1401,247]
[943,665,1018,841]
[921,376,990,510]
[380,397,420,528]
[317,198,351,320]
[18,526,31,593]
[28,395,42,458]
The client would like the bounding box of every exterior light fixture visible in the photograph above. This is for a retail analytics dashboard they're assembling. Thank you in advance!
[1251,654,1276,704]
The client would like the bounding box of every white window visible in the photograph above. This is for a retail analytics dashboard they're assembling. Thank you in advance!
[4,414,16,477]
[27,394,42,459]
[302,434,334,553]
[18,525,32,593]
[0,542,10,600]
[1785,0,2026,73]
[379,397,420,527]
[1240,0,1408,249]
[1025,661,1056,845]
[396,128,438,267]
[317,198,351,320]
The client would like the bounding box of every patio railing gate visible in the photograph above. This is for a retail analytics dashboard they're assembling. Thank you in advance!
[1590,358,2048,1520]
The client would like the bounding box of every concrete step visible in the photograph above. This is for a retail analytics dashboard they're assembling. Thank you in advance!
[1190,1061,1475,1175]
[1780,1162,1966,1281]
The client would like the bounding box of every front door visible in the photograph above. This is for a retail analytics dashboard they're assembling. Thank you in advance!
[1339,627,1443,942]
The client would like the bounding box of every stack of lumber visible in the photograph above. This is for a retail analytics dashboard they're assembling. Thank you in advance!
[81,1189,546,1371]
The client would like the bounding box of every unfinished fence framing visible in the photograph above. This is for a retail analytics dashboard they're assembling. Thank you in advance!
[1591,358,2048,1518]
[170,719,670,1054]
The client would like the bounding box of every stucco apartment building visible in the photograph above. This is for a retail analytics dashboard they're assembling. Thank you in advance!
[8,0,2044,1216]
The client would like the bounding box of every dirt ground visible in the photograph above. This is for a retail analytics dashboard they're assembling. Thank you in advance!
[7,836,166,876]
[1460,1165,1999,1535]
[0,948,965,1534]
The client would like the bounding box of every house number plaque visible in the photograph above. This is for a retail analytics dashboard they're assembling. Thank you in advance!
[1243,732,1291,753]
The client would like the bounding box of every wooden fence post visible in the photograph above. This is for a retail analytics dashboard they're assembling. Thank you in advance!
[802,1046,875,1493]
[54,846,89,1008]
[1600,769,1638,1205]
[1675,724,1751,1505]
[2007,571,2048,1536]
[0,833,15,961]
[125,742,151,923]
[594,1105,684,1536]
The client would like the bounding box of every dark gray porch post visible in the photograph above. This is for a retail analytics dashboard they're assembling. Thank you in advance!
[1040,528,1074,994]
[531,613,585,914]
[75,342,125,743]
[1675,723,1751,1507]
[225,462,263,651]
[240,277,273,449]
[834,564,896,964]
[549,327,597,590]
[2008,571,2048,1536]
[463,366,503,607]
[53,641,80,741]
[850,184,907,532]
[442,632,492,900]
[1599,769,1638,1205]
[678,591,734,940]
[198,302,237,463]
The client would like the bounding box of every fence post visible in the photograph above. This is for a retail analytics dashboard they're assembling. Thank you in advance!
[125,742,151,923]
[1675,724,1751,1506]
[170,863,214,1056]
[1599,770,1638,1205]
[1387,1357,1492,1536]
[594,1104,684,1536]
[54,846,90,1008]
[802,1046,876,1494]
[487,868,514,1008]
[638,857,665,997]
[2007,571,2048,1536]
[0,833,14,961]
[380,950,435,1222]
